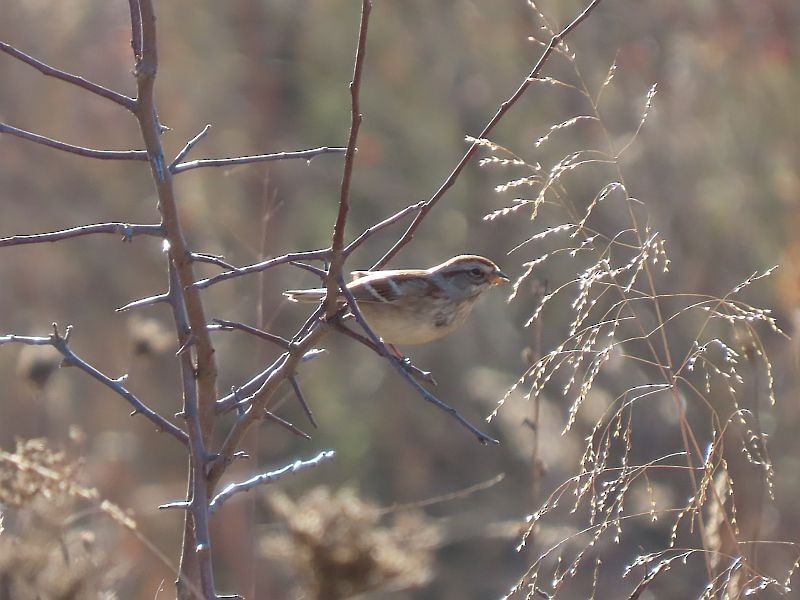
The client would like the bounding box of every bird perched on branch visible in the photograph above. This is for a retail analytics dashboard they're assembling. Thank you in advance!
[284,254,509,345]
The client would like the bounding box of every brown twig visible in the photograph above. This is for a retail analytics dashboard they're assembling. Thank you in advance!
[0,41,136,109]
[263,411,311,440]
[128,0,142,59]
[323,0,372,318]
[372,0,607,269]
[211,318,291,350]
[0,122,148,161]
[0,223,163,247]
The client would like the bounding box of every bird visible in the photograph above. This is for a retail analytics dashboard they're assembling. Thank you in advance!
[284,254,509,345]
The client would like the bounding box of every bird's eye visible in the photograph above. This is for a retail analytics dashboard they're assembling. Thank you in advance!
[469,268,484,279]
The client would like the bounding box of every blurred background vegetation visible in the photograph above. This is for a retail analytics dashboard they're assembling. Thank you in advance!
[1,0,799,598]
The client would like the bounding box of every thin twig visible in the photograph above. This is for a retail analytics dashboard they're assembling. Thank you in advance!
[159,501,192,510]
[0,223,163,248]
[0,122,148,161]
[290,261,328,278]
[263,411,311,440]
[288,376,318,429]
[128,0,142,59]
[209,450,335,515]
[331,320,437,385]
[116,292,170,313]
[211,318,291,350]
[208,322,329,488]
[190,252,237,271]
[0,41,136,110]
[170,146,347,174]
[378,472,505,514]
[323,0,372,317]
[170,124,212,170]
[336,276,499,445]
[343,200,425,256]
[215,338,327,415]
[191,249,331,290]
[372,0,607,269]
[0,324,188,445]
[216,357,286,414]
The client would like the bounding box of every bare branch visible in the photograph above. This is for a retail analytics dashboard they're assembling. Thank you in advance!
[290,261,328,278]
[324,0,372,318]
[209,320,329,488]
[0,122,148,161]
[263,411,311,440]
[209,450,335,515]
[170,124,212,170]
[190,252,237,271]
[170,146,347,175]
[211,318,291,350]
[0,41,136,110]
[116,292,170,313]
[331,320,437,385]
[215,339,327,415]
[372,0,607,269]
[159,500,191,510]
[336,276,498,445]
[132,1,218,595]
[343,200,425,256]
[288,376,318,429]
[0,223,163,248]
[0,325,188,445]
[191,249,331,290]
[128,0,142,59]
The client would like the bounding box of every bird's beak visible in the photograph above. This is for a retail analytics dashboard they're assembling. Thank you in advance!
[489,269,510,285]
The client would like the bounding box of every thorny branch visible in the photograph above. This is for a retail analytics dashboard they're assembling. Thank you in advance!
[0,40,136,109]
[0,223,163,247]
[0,324,188,445]
[209,450,335,515]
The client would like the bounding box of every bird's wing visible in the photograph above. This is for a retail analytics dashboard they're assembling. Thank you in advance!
[348,270,432,304]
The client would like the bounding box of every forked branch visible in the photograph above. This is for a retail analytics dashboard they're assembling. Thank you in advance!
[0,324,188,445]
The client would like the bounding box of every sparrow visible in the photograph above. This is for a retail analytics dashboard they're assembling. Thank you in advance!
[284,254,509,345]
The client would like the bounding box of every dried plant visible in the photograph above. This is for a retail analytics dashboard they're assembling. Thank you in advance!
[0,438,133,599]
[481,4,795,599]
[261,487,437,599]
